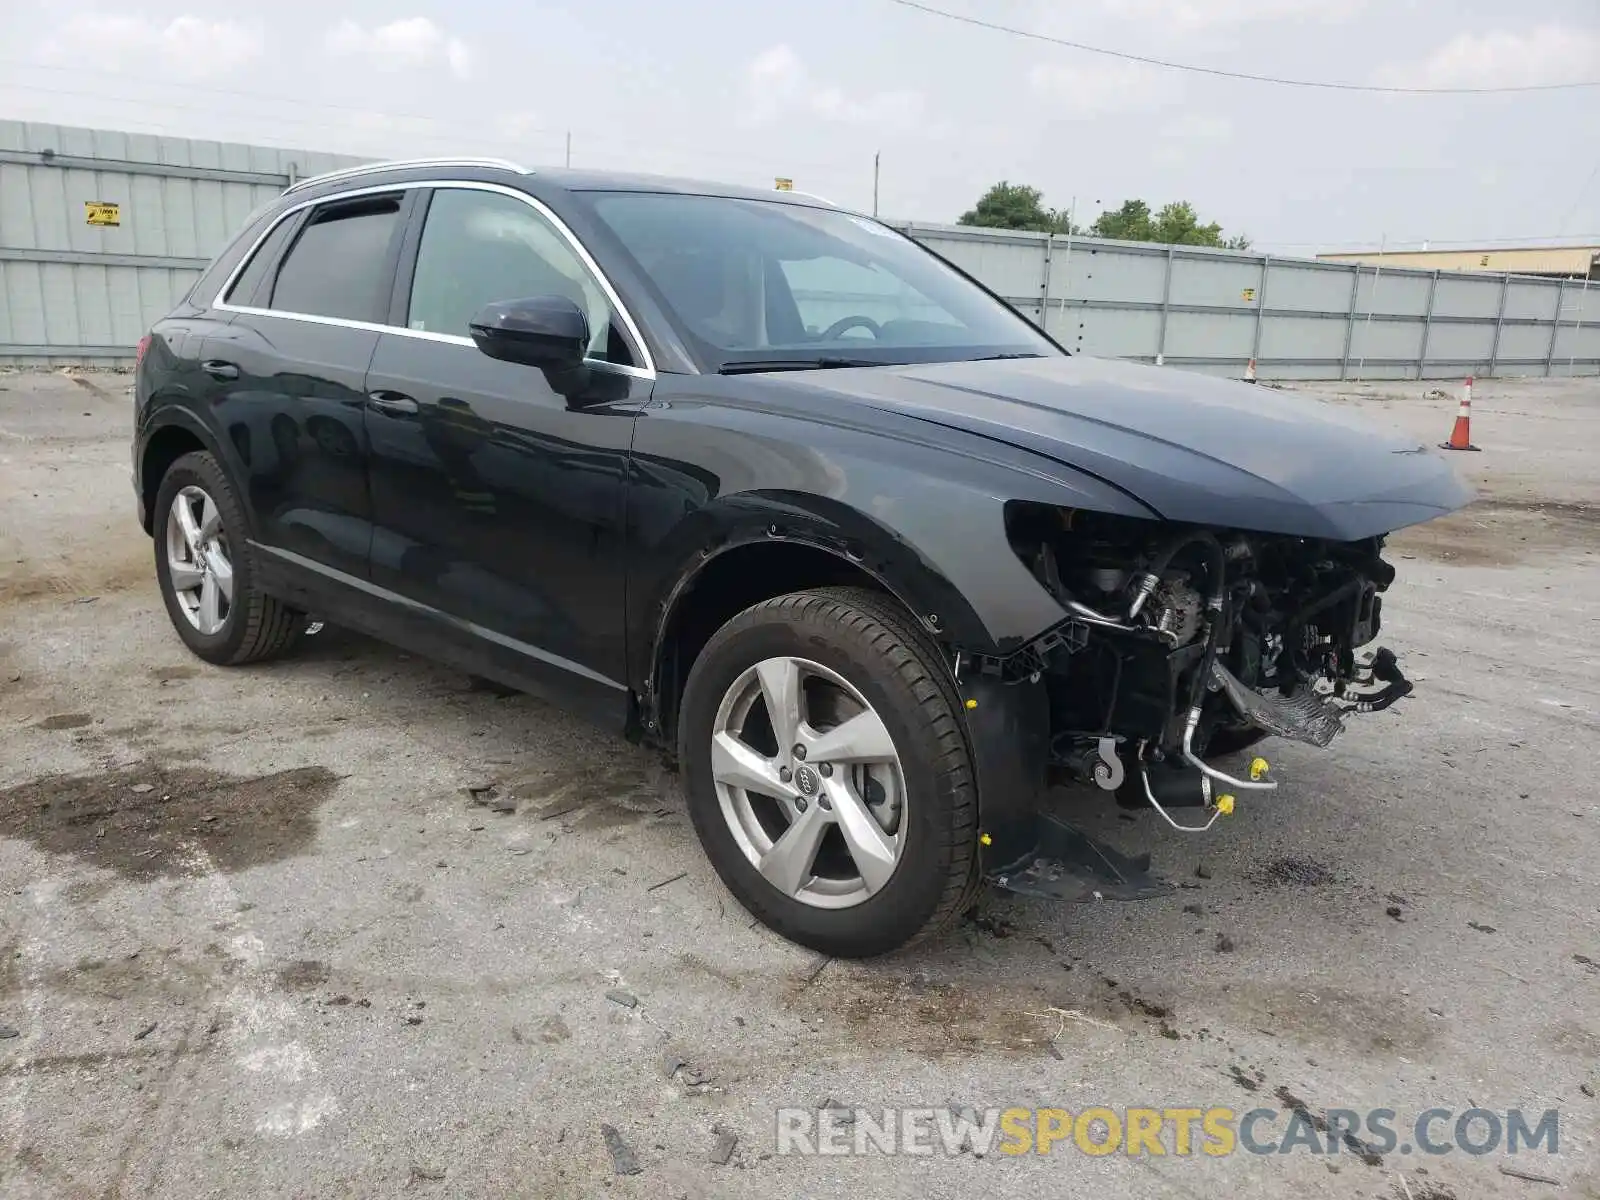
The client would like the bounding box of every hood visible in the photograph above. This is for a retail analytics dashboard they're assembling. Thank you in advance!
[788,355,1474,541]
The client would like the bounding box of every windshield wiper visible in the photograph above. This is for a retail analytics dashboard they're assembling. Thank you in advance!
[717,357,887,375]
[967,352,1046,361]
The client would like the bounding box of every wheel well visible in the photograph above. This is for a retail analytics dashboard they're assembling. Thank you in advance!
[652,541,921,744]
[140,426,205,534]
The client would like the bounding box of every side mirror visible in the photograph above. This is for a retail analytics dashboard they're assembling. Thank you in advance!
[469,296,590,369]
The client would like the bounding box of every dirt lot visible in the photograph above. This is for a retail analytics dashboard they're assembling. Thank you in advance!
[1,369,1597,1199]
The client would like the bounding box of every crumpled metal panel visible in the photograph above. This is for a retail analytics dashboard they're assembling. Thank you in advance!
[1211,660,1345,748]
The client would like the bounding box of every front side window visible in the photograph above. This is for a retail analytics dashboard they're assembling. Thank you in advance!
[407,188,624,363]
[269,196,401,322]
[586,192,1058,371]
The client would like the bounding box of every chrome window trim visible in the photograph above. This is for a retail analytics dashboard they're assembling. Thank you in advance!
[214,178,656,381]
[283,157,530,195]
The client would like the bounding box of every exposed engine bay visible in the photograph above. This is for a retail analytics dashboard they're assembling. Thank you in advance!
[997,503,1414,830]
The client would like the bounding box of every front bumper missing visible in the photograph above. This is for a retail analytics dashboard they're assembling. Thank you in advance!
[986,812,1171,902]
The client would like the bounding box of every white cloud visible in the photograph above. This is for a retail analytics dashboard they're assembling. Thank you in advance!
[740,45,924,129]
[325,17,473,79]
[1027,60,1177,115]
[1375,26,1600,90]
[37,14,262,78]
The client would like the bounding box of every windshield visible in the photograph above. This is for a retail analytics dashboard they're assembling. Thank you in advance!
[585,192,1059,372]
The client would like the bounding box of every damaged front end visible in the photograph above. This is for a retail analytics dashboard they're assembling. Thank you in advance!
[962,503,1415,902]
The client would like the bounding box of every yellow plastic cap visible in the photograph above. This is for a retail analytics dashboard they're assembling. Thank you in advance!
[1249,757,1270,781]
[1216,794,1236,816]
[965,698,978,709]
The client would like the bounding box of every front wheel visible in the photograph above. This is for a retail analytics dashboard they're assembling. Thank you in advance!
[677,587,980,957]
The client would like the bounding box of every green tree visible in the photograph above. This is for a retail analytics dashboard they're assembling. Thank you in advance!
[1091,198,1249,249]
[959,181,1080,234]
[1089,199,1153,242]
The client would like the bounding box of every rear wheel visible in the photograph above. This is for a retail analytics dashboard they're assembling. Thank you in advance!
[678,587,978,957]
[153,450,304,665]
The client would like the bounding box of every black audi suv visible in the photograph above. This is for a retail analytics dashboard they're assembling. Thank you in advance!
[133,158,1469,955]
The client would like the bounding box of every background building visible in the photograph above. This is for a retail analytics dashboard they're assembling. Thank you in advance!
[1318,245,1600,280]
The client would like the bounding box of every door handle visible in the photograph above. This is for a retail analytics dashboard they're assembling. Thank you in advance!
[367,390,419,415]
[201,359,239,381]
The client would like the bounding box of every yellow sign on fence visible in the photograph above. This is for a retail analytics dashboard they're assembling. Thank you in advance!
[774,177,793,191]
[1241,287,1256,302]
[85,201,121,227]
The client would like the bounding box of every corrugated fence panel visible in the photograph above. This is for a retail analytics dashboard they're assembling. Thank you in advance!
[1269,261,1354,312]
[1498,323,1557,365]
[1,123,1594,378]
[905,220,1598,380]
[1069,243,1166,303]
[1433,275,1503,320]
[1504,280,1562,321]
[0,121,362,364]
[1069,306,1162,361]
[1425,321,1496,369]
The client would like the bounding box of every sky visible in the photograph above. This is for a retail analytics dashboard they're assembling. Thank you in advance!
[2,0,1598,254]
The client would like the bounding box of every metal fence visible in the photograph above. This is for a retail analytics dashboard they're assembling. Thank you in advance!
[896,222,1600,380]
[2,121,1597,378]
[0,121,360,366]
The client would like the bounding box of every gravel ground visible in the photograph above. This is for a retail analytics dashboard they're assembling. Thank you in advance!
[1,368,1597,1199]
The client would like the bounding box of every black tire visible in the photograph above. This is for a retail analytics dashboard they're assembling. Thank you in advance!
[152,450,304,666]
[1204,723,1272,758]
[677,586,978,957]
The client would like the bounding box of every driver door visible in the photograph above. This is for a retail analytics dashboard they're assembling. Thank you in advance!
[362,185,652,720]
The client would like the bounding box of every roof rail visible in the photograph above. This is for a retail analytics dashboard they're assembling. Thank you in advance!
[284,156,530,194]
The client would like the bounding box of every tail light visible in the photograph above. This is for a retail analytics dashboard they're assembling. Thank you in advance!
[135,334,152,367]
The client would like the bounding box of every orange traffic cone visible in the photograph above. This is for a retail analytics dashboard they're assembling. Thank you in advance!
[1244,358,1258,384]
[1439,376,1480,451]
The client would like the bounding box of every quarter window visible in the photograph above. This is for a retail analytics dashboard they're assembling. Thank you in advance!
[407,188,628,363]
[223,215,299,307]
[268,196,401,323]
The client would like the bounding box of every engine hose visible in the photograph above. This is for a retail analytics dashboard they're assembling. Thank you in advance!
[1343,648,1413,713]
[1128,530,1226,620]
[1181,533,1228,716]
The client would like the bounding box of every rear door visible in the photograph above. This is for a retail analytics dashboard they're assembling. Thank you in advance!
[202,190,413,582]
[363,184,652,719]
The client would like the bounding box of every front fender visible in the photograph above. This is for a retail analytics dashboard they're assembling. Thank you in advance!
[625,379,1159,689]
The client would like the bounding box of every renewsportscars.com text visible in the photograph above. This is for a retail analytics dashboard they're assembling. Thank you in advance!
[775,1105,1560,1160]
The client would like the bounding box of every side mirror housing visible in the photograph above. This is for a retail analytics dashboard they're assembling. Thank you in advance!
[469,296,590,369]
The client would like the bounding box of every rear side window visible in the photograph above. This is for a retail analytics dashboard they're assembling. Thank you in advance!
[269,196,401,323]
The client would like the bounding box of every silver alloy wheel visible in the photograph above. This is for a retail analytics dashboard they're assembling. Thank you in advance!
[710,656,907,909]
[164,485,234,636]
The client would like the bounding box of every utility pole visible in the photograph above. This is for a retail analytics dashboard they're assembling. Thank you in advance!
[565,131,572,168]
[872,151,880,217]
